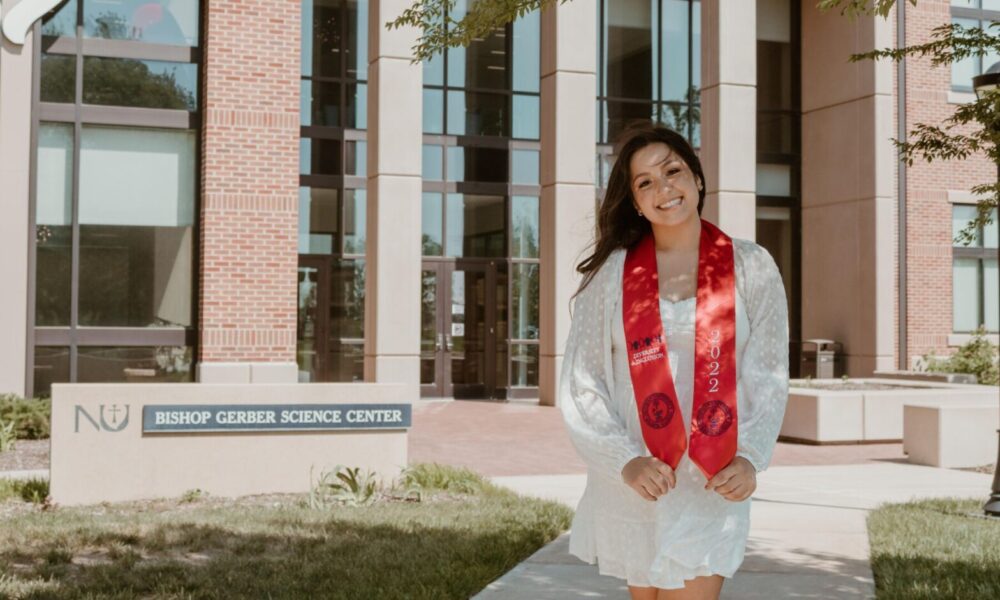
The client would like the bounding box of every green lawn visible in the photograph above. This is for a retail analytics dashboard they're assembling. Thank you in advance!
[868,497,1000,599]
[0,465,572,599]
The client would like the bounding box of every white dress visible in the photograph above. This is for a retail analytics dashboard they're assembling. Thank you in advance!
[559,238,790,589]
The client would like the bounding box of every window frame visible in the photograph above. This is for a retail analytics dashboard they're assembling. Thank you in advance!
[951,204,999,333]
[28,2,204,397]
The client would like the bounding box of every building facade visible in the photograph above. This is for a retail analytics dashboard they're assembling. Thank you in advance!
[0,0,996,402]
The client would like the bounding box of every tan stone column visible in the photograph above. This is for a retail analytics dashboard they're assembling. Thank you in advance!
[538,0,597,406]
[363,0,422,394]
[699,0,756,241]
[0,6,33,396]
[197,0,301,384]
[801,5,895,375]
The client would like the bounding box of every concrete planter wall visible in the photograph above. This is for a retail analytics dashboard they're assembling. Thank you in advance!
[780,378,998,444]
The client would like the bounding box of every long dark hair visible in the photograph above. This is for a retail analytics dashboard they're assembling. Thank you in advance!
[576,122,706,295]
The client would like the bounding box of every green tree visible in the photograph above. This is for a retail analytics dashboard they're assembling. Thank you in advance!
[818,0,999,244]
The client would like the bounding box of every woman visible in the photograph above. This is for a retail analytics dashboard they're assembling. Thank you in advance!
[560,123,789,600]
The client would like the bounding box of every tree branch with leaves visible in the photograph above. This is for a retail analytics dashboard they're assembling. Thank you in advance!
[819,0,999,245]
[386,0,562,63]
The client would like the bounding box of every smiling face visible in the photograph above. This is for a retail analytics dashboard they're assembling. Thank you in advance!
[628,142,702,229]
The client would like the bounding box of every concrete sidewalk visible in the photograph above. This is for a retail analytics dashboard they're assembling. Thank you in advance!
[476,462,994,599]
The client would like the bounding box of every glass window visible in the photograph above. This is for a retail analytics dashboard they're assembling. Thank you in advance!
[512,94,539,139]
[36,124,74,228]
[511,195,539,258]
[347,83,367,129]
[77,346,195,382]
[33,347,71,398]
[446,0,507,91]
[83,58,198,110]
[953,257,980,332]
[301,0,342,77]
[952,18,980,90]
[343,189,366,254]
[78,126,195,226]
[692,0,701,92]
[299,187,339,254]
[40,55,75,103]
[604,0,654,100]
[345,140,366,176]
[661,0,690,102]
[657,102,697,138]
[78,223,194,328]
[953,203,982,245]
[423,89,445,134]
[447,90,508,136]
[346,0,369,80]
[952,1,1000,8]
[445,193,505,257]
[510,344,538,387]
[421,193,444,256]
[757,41,793,111]
[986,258,999,331]
[83,0,200,46]
[604,100,654,144]
[423,145,444,180]
[985,209,999,247]
[512,9,540,93]
[302,80,341,127]
[41,0,78,37]
[511,150,539,185]
[951,205,998,333]
[35,124,74,326]
[511,263,539,339]
[330,259,365,338]
[300,138,342,175]
[756,164,792,197]
[423,50,445,86]
[446,146,508,182]
[757,112,796,156]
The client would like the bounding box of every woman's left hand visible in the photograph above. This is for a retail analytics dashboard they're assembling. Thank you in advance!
[704,456,757,502]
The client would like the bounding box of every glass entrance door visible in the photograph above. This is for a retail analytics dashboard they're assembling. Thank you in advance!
[297,257,329,383]
[297,256,365,382]
[421,260,504,399]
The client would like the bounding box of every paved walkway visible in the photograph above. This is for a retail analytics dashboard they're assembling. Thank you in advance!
[408,400,993,599]
[408,399,910,476]
[477,464,993,599]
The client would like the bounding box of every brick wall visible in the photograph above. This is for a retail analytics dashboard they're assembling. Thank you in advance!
[199,0,301,362]
[904,0,994,364]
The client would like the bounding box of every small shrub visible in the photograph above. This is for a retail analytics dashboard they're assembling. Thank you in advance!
[309,465,380,508]
[923,326,999,385]
[18,479,49,504]
[0,394,51,440]
[180,489,206,503]
[0,419,15,453]
[0,478,50,504]
[401,462,485,494]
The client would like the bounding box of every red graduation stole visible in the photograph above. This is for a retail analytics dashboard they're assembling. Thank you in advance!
[622,219,737,480]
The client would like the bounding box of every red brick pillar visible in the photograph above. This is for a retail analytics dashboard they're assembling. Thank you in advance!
[197,0,301,383]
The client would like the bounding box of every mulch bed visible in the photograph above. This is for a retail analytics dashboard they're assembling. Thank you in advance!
[0,440,49,472]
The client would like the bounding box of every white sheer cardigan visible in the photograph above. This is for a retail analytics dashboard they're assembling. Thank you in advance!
[558,238,789,588]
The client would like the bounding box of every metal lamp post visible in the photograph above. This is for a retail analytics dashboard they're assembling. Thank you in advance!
[972,61,1000,517]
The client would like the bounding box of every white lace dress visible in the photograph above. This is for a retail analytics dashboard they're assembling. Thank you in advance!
[559,238,789,589]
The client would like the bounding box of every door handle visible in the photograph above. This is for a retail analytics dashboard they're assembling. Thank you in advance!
[436,332,444,351]
[444,333,452,351]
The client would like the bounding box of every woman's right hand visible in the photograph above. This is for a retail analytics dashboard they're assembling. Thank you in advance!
[621,456,676,501]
